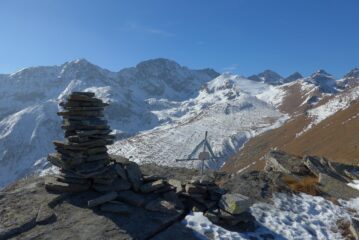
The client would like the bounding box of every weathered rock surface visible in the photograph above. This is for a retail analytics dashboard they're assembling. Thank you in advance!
[0,177,195,240]
[140,180,166,193]
[264,150,359,201]
[264,150,311,175]
[125,162,143,192]
[221,170,274,202]
[318,173,359,200]
[88,191,118,207]
[44,176,91,193]
[219,193,251,215]
[304,155,348,182]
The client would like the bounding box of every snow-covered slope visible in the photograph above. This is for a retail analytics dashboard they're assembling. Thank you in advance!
[109,74,287,169]
[303,85,359,132]
[184,192,358,240]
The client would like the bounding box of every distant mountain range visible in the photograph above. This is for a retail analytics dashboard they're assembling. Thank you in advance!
[223,69,359,173]
[0,58,358,188]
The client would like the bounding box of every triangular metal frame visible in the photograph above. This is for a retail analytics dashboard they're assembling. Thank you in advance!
[176,131,218,175]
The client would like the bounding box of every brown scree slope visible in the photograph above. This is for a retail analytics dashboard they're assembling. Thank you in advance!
[222,99,359,173]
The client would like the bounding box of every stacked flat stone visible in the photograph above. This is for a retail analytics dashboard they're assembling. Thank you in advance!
[45,92,116,192]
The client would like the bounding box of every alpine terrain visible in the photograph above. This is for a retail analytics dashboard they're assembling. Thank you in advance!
[0,58,286,188]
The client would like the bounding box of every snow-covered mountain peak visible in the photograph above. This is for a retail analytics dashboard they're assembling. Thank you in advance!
[117,58,219,101]
[344,67,359,80]
[248,70,283,85]
[205,74,238,92]
[59,58,113,81]
[337,68,359,90]
[306,69,337,93]
[135,58,182,71]
[312,69,333,78]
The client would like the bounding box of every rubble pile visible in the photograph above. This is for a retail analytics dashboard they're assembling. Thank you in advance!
[178,174,256,231]
[43,92,257,233]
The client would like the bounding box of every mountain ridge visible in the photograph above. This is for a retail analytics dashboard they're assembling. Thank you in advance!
[1,58,359,189]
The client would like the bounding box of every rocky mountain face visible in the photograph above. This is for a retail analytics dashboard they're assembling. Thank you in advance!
[338,68,359,89]
[248,70,283,85]
[305,70,337,93]
[283,72,303,83]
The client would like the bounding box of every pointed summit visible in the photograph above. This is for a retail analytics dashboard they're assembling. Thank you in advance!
[63,58,99,69]
[118,58,219,100]
[258,70,283,85]
[337,68,359,89]
[248,70,283,85]
[247,74,262,82]
[344,68,359,80]
[59,58,109,81]
[283,72,303,83]
[307,69,337,93]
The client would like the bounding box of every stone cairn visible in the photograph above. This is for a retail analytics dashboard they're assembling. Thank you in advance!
[45,91,255,232]
[46,91,117,192]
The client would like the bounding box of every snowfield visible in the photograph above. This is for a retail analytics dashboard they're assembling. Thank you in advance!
[109,74,287,169]
[184,193,358,240]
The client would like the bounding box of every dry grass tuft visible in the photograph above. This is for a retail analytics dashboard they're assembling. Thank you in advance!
[282,175,320,196]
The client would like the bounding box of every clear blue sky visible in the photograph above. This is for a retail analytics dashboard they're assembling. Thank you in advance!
[1,0,358,77]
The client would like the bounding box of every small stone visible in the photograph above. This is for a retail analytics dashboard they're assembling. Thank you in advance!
[125,162,142,192]
[168,179,184,193]
[56,175,90,185]
[114,164,128,181]
[191,174,215,186]
[143,175,164,182]
[140,180,165,193]
[204,211,220,224]
[219,193,252,215]
[111,155,130,164]
[162,191,184,210]
[45,177,90,193]
[88,191,118,208]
